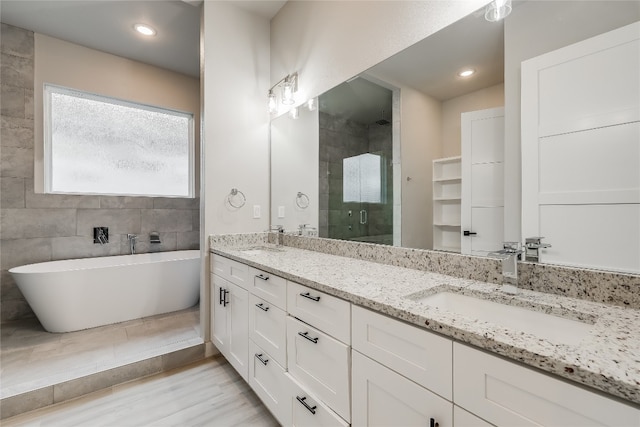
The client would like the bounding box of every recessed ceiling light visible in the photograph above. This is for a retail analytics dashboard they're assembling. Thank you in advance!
[134,24,156,37]
[458,69,476,78]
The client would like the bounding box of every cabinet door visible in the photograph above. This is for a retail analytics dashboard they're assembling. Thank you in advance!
[227,280,249,381]
[454,343,640,427]
[211,274,229,353]
[352,350,453,427]
[248,340,290,426]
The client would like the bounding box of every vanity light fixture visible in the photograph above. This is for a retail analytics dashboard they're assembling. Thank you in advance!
[458,68,476,78]
[134,23,157,36]
[306,98,317,111]
[485,0,512,22]
[268,72,298,113]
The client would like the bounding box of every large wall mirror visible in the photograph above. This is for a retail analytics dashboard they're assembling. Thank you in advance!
[270,1,640,274]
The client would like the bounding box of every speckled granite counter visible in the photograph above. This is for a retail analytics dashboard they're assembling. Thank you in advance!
[210,239,640,407]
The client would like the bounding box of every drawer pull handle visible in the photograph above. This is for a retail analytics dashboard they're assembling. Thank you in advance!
[255,274,269,281]
[223,289,229,307]
[255,353,269,366]
[296,396,317,415]
[300,292,320,302]
[430,418,439,427]
[298,331,318,344]
[255,303,269,312]
[219,287,224,305]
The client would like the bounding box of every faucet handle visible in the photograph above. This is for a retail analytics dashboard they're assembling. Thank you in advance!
[525,236,551,249]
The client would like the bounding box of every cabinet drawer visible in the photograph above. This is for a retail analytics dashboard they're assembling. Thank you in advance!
[249,294,287,367]
[352,305,452,400]
[287,281,351,344]
[454,343,640,427]
[286,373,349,427]
[352,350,453,427]
[248,266,287,309]
[248,340,290,426]
[211,255,249,289]
[286,316,350,422]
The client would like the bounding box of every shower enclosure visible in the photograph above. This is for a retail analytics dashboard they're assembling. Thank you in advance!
[318,78,395,245]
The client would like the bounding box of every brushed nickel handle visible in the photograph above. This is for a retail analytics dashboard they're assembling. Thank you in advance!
[255,274,269,281]
[255,353,269,366]
[255,303,269,312]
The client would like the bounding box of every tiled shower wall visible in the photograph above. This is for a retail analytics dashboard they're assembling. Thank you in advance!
[0,24,200,322]
[318,111,393,242]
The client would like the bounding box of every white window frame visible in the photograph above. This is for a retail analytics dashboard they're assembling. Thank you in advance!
[43,83,195,198]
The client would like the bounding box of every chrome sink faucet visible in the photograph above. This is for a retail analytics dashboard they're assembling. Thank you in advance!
[524,237,551,262]
[127,234,138,255]
[268,225,284,245]
[490,242,523,294]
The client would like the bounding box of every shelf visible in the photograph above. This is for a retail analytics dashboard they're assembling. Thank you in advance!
[434,223,461,227]
[433,176,462,183]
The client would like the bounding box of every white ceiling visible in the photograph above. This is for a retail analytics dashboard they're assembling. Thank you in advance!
[0,0,286,78]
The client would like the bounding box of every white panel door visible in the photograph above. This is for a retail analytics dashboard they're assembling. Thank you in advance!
[211,274,229,353]
[227,280,249,381]
[461,107,505,256]
[522,21,640,274]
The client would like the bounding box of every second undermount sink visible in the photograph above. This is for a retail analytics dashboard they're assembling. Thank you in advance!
[238,245,284,255]
[411,291,594,346]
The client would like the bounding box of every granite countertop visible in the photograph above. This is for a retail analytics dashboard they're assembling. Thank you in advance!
[210,243,640,406]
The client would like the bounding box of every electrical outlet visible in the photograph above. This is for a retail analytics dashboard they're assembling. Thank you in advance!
[278,206,285,218]
[253,205,261,218]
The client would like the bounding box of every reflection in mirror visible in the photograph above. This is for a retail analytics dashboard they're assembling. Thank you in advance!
[318,78,398,245]
[270,1,640,275]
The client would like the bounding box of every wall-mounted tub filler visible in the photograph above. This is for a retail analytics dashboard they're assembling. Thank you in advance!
[93,227,109,244]
[127,234,138,255]
[150,232,161,244]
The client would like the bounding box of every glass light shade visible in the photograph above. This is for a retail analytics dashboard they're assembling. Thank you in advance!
[282,80,295,105]
[268,91,277,113]
[289,107,299,119]
[485,0,512,22]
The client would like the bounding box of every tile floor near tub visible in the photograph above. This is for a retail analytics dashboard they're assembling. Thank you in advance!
[0,306,202,400]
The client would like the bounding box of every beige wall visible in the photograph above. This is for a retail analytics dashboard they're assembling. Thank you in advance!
[441,83,504,158]
[34,33,200,193]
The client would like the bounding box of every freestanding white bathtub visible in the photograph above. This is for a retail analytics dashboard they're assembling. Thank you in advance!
[9,250,200,333]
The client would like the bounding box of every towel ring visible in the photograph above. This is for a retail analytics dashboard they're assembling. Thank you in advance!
[227,188,246,208]
[296,192,310,209]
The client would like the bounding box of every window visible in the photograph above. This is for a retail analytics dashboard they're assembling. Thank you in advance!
[343,153,386,203]
[44,84,194,197]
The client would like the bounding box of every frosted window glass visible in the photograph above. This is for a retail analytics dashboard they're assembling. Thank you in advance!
[45,85,193,197]
[343,153,382,203]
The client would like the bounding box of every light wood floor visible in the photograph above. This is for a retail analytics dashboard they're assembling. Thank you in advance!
[2,357,279,427]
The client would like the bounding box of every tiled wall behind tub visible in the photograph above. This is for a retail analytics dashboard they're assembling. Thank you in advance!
[0,24,200,323]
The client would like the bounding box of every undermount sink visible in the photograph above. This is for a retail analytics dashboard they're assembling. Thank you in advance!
[238,246,284,254]
[411,291,594,346]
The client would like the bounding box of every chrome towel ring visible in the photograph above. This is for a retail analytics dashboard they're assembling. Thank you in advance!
[296,191,310,209]
[227,188,246,208]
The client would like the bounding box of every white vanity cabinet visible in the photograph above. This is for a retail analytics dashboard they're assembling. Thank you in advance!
[454,343,640,427]
[248,339,291,425]
[211,273,249,381]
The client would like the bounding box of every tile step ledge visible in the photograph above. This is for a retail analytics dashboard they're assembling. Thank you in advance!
[0,343,206,420]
